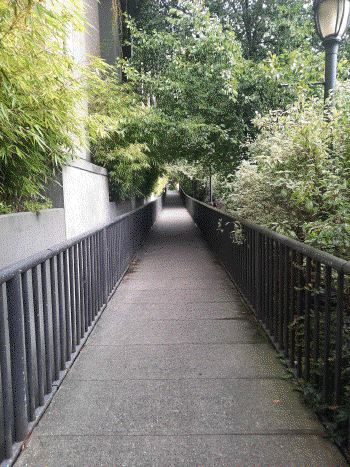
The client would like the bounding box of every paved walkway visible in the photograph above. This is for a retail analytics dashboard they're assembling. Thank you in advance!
[15,192,347,466]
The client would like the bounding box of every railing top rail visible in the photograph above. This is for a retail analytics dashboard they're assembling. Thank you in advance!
[0,196,161,284]
[181,189,350,274]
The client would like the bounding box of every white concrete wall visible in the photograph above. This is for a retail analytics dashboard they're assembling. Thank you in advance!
[65,6,90,161]
[0,209,66,270]
[85,0,100,58]
[61,0,113,239]
[63,158,111,239]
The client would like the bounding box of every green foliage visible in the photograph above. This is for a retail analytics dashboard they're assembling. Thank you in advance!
[89,1,250,198]
[88,72,175,199]
[223,87,350,260]
[129,0,326,187]
[123,0,246,172]
[0,0,107,213]
[167,158,217,201]
[205,0,317,61]
[0,0,326,211]
[88,73,150,199]
[134,0,178,33]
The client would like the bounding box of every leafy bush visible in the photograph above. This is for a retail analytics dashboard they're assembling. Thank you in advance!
[224,87,350,260]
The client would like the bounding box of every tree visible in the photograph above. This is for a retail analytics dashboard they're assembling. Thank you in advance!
[88,68,222,198]
[125,0,326,178]
[90,0,329,202]
[123,0,245,173]
[205,0,316,60]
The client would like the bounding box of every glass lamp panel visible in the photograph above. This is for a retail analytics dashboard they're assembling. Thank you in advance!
[317,0,339,38]
[338,0,350,37]
[317,0,350,39]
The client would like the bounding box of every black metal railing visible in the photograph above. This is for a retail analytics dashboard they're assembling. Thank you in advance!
[0,195,163,463]
[181,189,350,446]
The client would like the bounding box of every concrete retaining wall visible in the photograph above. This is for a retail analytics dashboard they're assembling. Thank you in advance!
[109,195,157,220]
[62,158,111,239]
[0,193,157,270]
[0,209,66,270]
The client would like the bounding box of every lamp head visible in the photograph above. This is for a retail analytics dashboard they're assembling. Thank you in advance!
[313,0,350,42]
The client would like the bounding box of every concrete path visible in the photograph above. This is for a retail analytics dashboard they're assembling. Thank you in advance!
[15,192,347,466]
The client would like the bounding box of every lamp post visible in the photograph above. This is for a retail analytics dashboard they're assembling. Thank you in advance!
[209,164,213,205]
[313,0,350,106]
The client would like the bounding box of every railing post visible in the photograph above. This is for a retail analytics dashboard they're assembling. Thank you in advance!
[102,228,109,303]
[0,284,14,458]
[57,252,67,371]
[6,274,28,442]
[63,250,72,364]
[21,270,37,421]
[50,257,61,381]
[32,265,46,406]
[41,261,53,394]
[255,231,263,316]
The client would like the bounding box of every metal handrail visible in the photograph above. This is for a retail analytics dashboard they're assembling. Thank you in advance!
[181,191,350,273]
[0,194,164,463]
[0,201,160,282]
[181,188,350,447]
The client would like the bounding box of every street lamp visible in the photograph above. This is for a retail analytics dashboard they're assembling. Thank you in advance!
[313,0,350,105]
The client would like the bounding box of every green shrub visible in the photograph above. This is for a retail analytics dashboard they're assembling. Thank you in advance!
[225,88,350,260]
